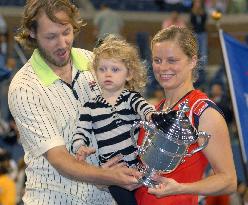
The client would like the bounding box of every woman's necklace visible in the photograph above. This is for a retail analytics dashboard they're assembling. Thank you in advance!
[163,100,178,113]
[163,103,173,113]
[162,90,194,112]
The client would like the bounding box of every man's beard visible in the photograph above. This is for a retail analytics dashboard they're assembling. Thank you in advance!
[37,43,71,67]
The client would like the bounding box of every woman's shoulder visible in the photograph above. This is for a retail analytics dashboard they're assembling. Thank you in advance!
[188,90,209,102]
[188,90,223,118]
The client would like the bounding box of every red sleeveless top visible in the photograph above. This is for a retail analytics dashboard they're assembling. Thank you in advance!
[135,90,214,205]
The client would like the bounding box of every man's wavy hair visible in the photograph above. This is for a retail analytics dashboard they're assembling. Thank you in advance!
[15,0,86,51]
[92,34,148,92]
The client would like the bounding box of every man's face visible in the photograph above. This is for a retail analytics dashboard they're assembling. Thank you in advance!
[31,11,74,69]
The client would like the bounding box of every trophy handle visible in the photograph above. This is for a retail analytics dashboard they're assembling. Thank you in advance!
[187,131,211,156]
[130,121,154,155]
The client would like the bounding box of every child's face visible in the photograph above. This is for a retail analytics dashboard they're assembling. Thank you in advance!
[96,58,131,93]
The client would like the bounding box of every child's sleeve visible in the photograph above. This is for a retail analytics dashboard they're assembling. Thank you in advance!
[71,104,93,154]
[130,92,155,121]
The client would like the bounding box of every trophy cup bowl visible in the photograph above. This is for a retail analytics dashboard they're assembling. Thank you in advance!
[130,100,211,187]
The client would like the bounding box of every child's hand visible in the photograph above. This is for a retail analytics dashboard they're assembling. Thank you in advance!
[75,146,96,161]
[147,112,156,121]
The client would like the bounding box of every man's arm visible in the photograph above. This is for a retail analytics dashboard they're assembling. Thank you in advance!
[8,82,140,187]
[45,145,140,186]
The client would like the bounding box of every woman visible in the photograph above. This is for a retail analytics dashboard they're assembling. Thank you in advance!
[135,26,237,205]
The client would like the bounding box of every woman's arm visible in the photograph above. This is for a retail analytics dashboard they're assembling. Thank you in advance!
[183,107,236,195]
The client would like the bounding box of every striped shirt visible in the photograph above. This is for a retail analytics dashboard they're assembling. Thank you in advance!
[72,89,155,166]
[8,48,115,205]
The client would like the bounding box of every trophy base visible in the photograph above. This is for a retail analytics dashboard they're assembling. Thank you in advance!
[138,175,158,188]
[138,167,159,188]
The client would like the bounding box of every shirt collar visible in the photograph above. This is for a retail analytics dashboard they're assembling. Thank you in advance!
[30,48,90,86]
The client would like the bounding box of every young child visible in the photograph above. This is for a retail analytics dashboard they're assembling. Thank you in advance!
[71,35,155,205]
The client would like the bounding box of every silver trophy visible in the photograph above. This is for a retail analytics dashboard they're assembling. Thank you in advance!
[130,100,211,187]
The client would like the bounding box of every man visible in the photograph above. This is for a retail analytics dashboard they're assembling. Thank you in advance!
[8,0,139,204]
[93,3,124,39]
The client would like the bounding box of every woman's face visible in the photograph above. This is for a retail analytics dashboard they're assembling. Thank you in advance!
[152,40,195,91]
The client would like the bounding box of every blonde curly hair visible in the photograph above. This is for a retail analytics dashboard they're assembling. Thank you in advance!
[91,34,147,91]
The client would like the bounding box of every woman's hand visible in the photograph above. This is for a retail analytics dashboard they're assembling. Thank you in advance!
[148,175,184,198]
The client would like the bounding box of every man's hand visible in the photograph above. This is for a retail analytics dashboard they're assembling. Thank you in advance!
[76,146,96,161]
[45,145,142,186]
[101,155,142,190]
